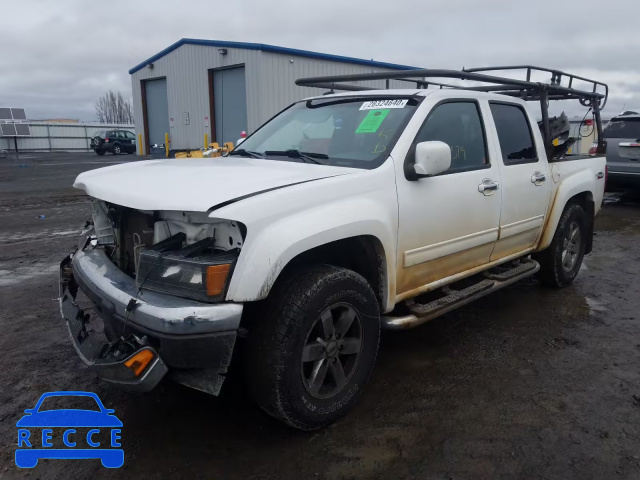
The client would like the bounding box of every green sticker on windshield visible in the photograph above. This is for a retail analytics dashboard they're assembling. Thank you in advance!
[355,109,390,134]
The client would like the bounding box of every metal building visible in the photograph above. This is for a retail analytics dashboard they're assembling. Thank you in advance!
[129,39,418,153]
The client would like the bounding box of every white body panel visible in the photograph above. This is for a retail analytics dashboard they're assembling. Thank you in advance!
[392,92,502,299]
[215,159,398,310]
[74,157,354,212]
[72,89,607,312]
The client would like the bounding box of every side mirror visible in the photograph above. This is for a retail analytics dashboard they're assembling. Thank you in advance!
[413,141,451,177]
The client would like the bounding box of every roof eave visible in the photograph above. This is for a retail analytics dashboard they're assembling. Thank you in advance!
[128,38,419,75]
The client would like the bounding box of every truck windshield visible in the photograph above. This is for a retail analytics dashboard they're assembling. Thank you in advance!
[232,97,421,169]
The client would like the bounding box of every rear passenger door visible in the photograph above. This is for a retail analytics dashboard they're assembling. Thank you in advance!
[487,102,551,261]
[395,99,502,296]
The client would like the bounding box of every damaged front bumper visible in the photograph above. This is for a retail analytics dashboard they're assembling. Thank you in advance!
[59,245,243,395]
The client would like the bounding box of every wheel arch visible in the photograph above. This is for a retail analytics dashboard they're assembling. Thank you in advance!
[280,235,388,312]
[229,231,393,312]
[537,188,595,253]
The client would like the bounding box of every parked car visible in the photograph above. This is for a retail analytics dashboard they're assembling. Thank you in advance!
[599,112,640,188]
[90,130,136,156]
[60,67,607,430]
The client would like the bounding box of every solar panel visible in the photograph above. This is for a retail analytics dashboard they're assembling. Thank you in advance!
[11,108,26,120]
[0,108,11,120]
[14,123,30,136]
[1,123,17,136]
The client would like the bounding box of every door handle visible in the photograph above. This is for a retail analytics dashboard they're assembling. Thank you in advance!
[531,171,546,184]
[478,179,499,195]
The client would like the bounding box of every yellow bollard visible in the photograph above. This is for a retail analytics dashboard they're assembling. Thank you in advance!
[138,133,144,156]
[204,133,208,150]
[164,133,170,158]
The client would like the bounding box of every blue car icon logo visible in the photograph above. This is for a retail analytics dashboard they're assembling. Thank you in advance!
[16,391,123,468]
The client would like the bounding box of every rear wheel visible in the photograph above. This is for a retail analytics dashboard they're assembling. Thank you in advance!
[95,149,105,156]
[246,265,380,430]
[112,144,121,155]
[534,203,587,287]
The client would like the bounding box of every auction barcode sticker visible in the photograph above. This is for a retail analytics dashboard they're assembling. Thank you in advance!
[360,99,408,110]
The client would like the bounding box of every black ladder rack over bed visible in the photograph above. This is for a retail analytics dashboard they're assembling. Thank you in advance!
[295,65,609,158]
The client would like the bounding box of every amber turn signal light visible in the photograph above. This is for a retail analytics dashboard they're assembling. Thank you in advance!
[206,264,231,296]
[124,349,155,377]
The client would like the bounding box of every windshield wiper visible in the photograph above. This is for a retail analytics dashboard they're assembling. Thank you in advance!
[264,149,328,164]
[228,148,264,159]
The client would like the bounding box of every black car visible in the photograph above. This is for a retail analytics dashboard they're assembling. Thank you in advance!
[90,130,137,156]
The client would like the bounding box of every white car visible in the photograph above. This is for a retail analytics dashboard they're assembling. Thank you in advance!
[59,67,608,430]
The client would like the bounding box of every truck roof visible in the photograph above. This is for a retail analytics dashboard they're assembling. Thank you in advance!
[303,89,428,100]
[303,88,530,106]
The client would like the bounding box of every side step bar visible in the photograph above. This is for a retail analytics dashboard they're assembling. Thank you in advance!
[382,258,539,330]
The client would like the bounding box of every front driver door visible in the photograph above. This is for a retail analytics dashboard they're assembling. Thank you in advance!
[395,99,502,299]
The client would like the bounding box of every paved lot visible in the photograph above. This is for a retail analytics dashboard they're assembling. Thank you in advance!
[1,152,639,479]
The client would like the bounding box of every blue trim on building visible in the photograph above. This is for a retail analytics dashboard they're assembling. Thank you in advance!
[128,38,419,75]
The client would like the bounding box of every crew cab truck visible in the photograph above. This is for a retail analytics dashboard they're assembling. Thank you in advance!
[59,66,608,430]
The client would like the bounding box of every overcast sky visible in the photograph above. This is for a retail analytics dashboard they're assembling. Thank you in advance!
[2,0,638,121]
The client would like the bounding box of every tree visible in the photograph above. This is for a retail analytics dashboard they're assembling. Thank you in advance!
[95,90,134,124]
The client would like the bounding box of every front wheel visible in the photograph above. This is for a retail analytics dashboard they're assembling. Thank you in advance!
[534,203,587,287]
[246,265,380,430]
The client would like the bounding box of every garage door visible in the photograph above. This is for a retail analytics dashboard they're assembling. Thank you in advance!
[213,67,248,145]
[144,78,169,147]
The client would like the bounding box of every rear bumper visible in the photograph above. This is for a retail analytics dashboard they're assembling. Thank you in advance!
[59,245,243,394]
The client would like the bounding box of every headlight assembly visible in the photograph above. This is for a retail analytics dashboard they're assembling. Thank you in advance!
[136,233,238,302]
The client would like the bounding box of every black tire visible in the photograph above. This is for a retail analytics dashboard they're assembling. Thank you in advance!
[246,264,380,430]
[112,144,122,155]
[95,149,105,156]
[534,203,587,287]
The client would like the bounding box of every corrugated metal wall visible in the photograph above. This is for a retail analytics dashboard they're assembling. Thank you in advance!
[131,44,415,151]
[131,45,262,152]
[0,123,134,152]
[258,51,409,123]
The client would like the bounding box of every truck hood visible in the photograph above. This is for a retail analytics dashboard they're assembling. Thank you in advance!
[74,157,355,212]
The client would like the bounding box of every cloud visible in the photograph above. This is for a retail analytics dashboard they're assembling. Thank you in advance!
[2,0,638,120]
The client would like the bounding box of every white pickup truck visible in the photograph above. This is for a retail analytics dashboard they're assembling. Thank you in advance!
[60,67,608,430]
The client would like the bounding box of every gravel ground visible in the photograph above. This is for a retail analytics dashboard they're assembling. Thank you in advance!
[0,153,639,479]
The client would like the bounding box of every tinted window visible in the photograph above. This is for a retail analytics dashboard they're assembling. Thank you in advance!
[414,101,488,172]
[490,103,537,164]
[125,131,136,139]
[603,118,640,139]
